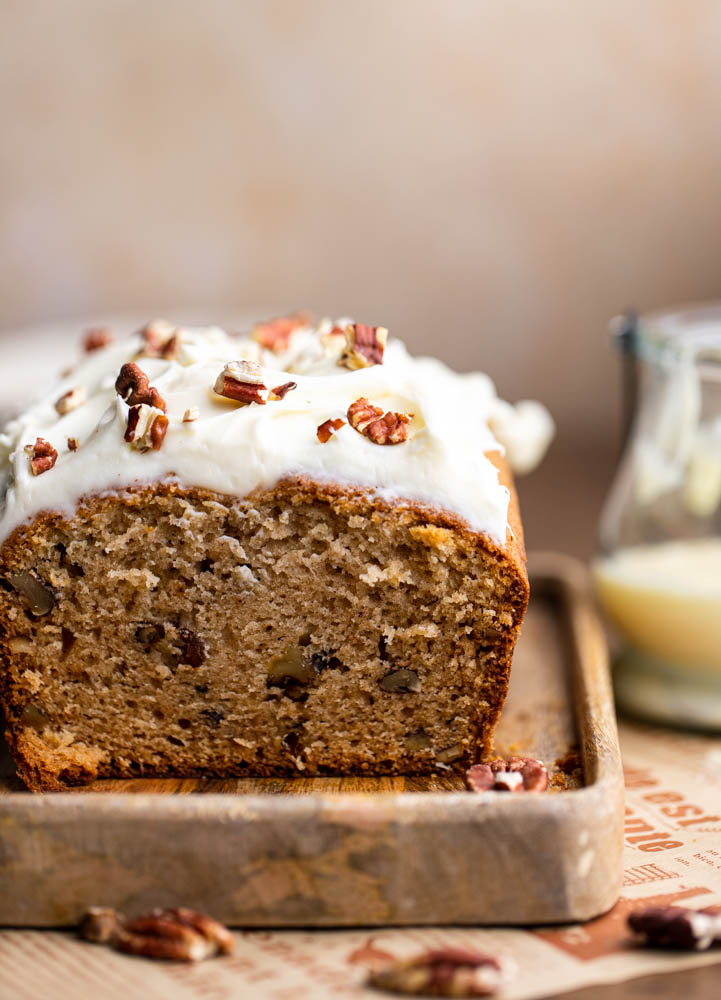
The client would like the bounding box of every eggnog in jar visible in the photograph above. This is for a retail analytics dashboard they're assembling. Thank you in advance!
[594,538,721,727]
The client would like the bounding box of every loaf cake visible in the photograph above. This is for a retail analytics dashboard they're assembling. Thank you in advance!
[0,316,553,790]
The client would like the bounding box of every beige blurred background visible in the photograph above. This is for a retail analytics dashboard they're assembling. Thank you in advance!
[2,0,721,554]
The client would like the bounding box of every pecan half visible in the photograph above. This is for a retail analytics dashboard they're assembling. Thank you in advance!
[79,906,234,962]
[628,904,721,951]
[339,323,388,369]
[137,319,181,359]
[466,757,548,793]
[269,381,297,401]
[55,386,87,415]
[115,363,167,412]
[213,361,267,405]
[125,404,169,451]
[83,327,114,352]
[347,398,411,445]
[317,417,346,443]
[252,313,310,352]
[367,948,508,997]
[24,438,58,476]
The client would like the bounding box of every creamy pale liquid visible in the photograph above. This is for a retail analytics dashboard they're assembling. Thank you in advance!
[594,538,721,674]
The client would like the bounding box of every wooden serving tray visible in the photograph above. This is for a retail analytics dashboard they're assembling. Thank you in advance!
[0,554,623,927]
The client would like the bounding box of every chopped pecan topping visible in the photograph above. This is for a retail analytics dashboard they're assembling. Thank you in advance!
[137,319,181,359]
[79,906,234,962]
[67,437,79,452]
[367,947,508,997]
[317,417,346,443]
[125,404,169,451]
[115,362,167,412]
[339,323,388,369]
[213,361,267,405]
[466,756,549,793]
[252,313,310,352]
[347,398,411,445]
[628,904,721,950]
[55,386,87,415]
[269,381,297,401]
[24,438,58,476]
[183,406,200,423]
[83,327,114,352]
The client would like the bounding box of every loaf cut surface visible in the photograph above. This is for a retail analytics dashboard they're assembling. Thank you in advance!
[0,479,528,791]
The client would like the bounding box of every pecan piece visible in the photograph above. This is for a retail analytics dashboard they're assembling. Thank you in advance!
[628,904,721,950]
[436,743,464,765]
[405,730,431,752]
[83,327,114,352]
[183,406,200,423]
[379,668,421,693]
[138,319,181,359]
[367,948,508,997]
[269,381,297,401]
[79,906,234,962]
[125,404,169,451]
[115,362,167,412]
[213,361,267,405]
[55,386,87,415]
[24,438,58,476]
[339,323,388,369]
[317,417,346,443]
[8,570,55,615]
[201,707,224,728]
[466,756,548,793]
[347,398,411,445]
[178,628,207,667]
[252,313,310,352]
[80,907,123,944]
[67,437,79,451]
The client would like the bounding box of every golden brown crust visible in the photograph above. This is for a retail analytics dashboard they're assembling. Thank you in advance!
[0,465,528,791]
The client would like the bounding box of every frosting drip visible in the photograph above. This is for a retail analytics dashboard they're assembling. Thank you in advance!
[0,319,554,545]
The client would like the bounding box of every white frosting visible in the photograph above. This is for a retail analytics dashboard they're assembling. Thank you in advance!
[0,319,554,545]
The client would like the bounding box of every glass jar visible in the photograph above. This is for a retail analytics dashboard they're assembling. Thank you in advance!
[594,304,721,730]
